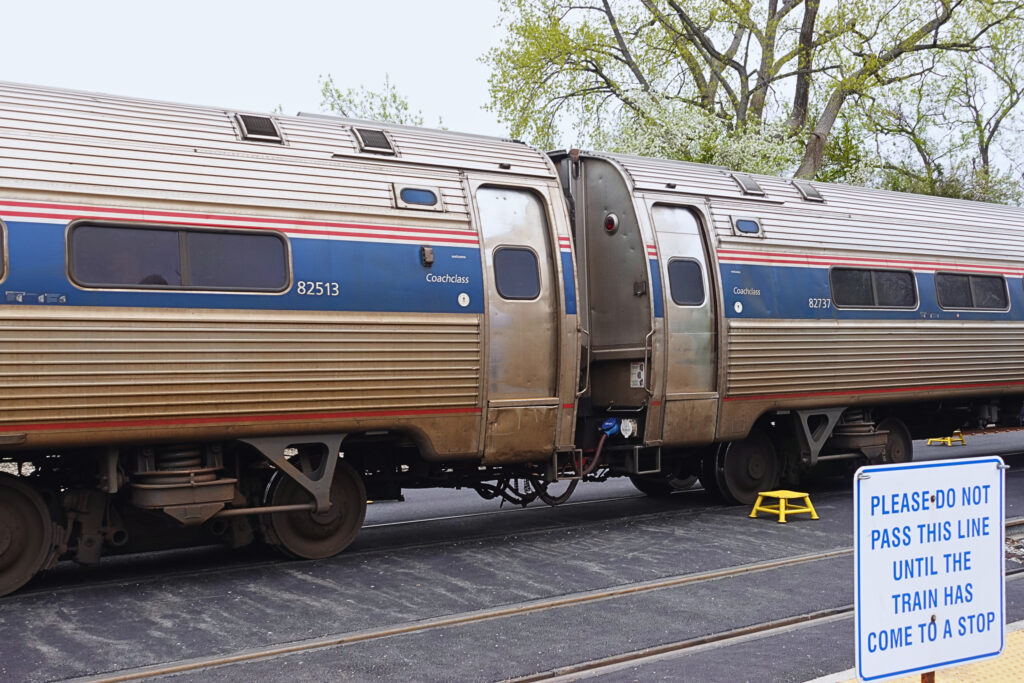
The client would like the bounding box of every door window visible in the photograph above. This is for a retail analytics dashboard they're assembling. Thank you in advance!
[493,247,540,300]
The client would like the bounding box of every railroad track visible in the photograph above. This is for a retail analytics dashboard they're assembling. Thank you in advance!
[522,518,1024,682]
[14,460,1024,599]
[65,518,1024,683]
[8,487,683,599]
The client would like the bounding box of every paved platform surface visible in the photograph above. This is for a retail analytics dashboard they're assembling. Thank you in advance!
[810,619,1024,682]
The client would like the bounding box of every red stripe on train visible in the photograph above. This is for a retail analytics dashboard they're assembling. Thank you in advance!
[0,200,478,241]
[0,211,481,245]
[718,249,1022,275]
[0,406,483,434]
[723,379,1024,403]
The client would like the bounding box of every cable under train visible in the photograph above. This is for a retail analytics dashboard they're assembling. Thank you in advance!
[1,82,1022,595]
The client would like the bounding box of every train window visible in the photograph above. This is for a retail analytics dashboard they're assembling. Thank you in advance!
[668,259,705,306]
[973,275,1008,309]
[936,272,1008,310]
[187,231,287,290]
[830,268,917,308]
[70,223,288,292]
[732,217,762,237]
[493,247,540,300]
[400,188,437,206]
[72,225,182,287]
[874,270,916,307]
[393,184,443,211]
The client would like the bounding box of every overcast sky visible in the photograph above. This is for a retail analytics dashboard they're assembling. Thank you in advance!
[4,1,507,135]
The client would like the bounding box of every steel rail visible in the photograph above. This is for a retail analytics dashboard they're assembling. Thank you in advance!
[72,517,1024,683]
[71,548,854,683]
[521,565,1024,683]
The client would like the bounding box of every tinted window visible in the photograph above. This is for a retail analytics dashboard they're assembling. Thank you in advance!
[494,247,540,300]
[71,223,287,291]
[874,270,916,307]
[831,268,916,308]
[936,272,1007,309]
[972,275,1007,309]
[735,219,760,234]
[831,269,873,307]
[399,188,438,206]
[73,225,181,287]
[188,231,287,289]
[668,259,705,306]
[935,273,972,308]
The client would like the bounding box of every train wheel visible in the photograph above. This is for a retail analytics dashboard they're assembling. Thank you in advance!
[877,418,913,463]
[699,449,725,501]
[715,429,780,505]
[628,473,698,497]
[263,460,366,559]
[0,474,54,596]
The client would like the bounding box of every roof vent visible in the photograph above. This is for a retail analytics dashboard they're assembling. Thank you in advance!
[732,173,765,196]
[792,179,825,202]
[353,128,395,155]
[235,114,282,143]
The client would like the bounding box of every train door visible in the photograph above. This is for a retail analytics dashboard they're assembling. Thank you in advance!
[648,203,718,444]
[577,158,654,411]
[474,184,561,463]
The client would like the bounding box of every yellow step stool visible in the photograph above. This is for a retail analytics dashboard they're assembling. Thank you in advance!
[749,490,819,524]
[926,430,966,446]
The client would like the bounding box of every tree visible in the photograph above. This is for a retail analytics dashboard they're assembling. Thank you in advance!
[320,74,426,126]
[852,17,1024,202]
[485,0,1024,182]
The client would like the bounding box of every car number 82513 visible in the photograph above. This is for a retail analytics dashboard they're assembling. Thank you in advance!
[296,281,340,296]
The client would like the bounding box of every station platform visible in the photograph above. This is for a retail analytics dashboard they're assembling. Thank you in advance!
[811,618,1023,682]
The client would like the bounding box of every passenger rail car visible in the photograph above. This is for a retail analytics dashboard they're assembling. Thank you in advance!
[1,82,1022,595]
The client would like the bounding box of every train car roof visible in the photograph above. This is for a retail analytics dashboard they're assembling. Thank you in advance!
[0,81,555,217]
[556,149,1024,264]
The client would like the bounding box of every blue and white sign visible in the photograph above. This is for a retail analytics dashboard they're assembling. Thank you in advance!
[854,457,1005,681]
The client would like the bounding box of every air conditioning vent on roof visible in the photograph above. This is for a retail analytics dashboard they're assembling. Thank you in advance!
[732,173,765,196]
[353,128,395,155]
[235,114,282,143]
[792,179,825,202]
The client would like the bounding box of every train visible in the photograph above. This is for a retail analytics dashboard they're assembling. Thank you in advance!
[1,81,1023,596]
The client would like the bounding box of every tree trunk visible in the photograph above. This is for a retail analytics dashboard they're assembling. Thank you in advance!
[787,0,819,132]
[794,89,847,178]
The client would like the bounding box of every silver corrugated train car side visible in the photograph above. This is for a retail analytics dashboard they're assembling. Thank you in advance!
[1,83,1021,595]
[552,149,1024,505]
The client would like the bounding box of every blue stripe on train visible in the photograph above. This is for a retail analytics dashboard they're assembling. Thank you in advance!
[2,220,486,314]
[560,251,577,315]
[721,263,1024,321]
[649,259,664,318]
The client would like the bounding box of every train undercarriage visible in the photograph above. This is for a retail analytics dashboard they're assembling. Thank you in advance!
[1,395,1020,596]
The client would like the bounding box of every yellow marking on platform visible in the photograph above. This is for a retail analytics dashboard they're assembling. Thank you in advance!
[848,628,1024,682]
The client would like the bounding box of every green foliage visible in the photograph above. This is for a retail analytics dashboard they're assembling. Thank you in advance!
[590,95,802,175]
[320,74,426,126]
[485,0,1024,202]
[881,162,1023,204]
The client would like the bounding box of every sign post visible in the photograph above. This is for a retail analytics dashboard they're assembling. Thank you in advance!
[854,457,1006,681]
